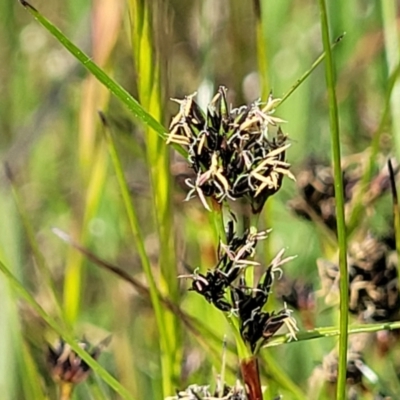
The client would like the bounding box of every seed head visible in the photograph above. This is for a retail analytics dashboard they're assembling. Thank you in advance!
[289,158,398,232]
[167,86,294,213]
[47,337,109,385]
[180,222,298,353]
[318,235,399,322]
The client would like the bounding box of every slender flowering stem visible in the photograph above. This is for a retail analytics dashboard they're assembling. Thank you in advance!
[318,1,349,399]
[278,34,344,107]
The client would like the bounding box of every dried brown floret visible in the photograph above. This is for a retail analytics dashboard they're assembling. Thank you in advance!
[288,158,398,233]
[47,337,109,385]
[309,343,381,400]
[317,235,399,322]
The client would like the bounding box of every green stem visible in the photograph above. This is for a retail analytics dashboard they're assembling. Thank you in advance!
[99,113,169,397]
[266,320,400,347]
[318,1,349,399]
[278,34,344,107]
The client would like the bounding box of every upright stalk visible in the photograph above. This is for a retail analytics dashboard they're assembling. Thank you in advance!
[318,1,349,398]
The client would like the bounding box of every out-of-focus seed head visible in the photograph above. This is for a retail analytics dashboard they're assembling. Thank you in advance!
[317,235,400,322]
[288,160,356,232]
[288,158,398,233]
[47,338,108,385]
[309,344,380,400]
[167,86,294,214]
[275,277,315,329]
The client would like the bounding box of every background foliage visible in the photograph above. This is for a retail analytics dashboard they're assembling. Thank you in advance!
[0,0,399,399]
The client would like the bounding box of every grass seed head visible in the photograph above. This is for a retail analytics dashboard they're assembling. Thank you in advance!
[168,86,293,214]
[47,337,109,386]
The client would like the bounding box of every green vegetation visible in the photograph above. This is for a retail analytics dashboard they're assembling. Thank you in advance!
[1,1,400,399]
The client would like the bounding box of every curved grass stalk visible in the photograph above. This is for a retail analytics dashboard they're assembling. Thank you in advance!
[267,320,400,347]
[99,113,170,397]
[128,1,179,393]
[0,259,135,400]
[277,34,344,108]
[18,0,185,158]
[4,164,64,323]
[20,340,48,400]
[63,142,109,324]
[318,1,349,398]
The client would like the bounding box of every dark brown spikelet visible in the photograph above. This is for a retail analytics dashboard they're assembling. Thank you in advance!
[275,276,316,329]
[309,341,384,400]
[167,86,294,214]
[47,337,109,385]
[180,221,298,352]
[288,160,356,232]
[288,158,398,233]
[318,235,400,322]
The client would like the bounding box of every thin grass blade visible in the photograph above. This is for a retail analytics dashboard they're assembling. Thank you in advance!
[18,0,186,157]
[278,34,345,107]
[129,1,179,393]
[0,259,135,400]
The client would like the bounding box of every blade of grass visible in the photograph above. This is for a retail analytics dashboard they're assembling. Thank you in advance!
[0,259,135,400]
[63,140,109,324]
[267,320,400,347]
[4,163,65,322]
[128,1,179,393]
[98,112,171,397]
[18,0,186,158]
[278,34,344,108]
[19,340,48,400]
[78,0,123,170]
[318,1,349,399]
[64,2,121,325]
[381,0,400,159]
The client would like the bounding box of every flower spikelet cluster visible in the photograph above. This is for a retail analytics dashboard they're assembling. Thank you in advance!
[47,338,108,385]
[181,222,298,352]
[165,382,247,400]
[167,86,294,213]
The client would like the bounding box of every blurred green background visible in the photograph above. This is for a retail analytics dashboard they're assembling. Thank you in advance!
[0,0,399,399]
